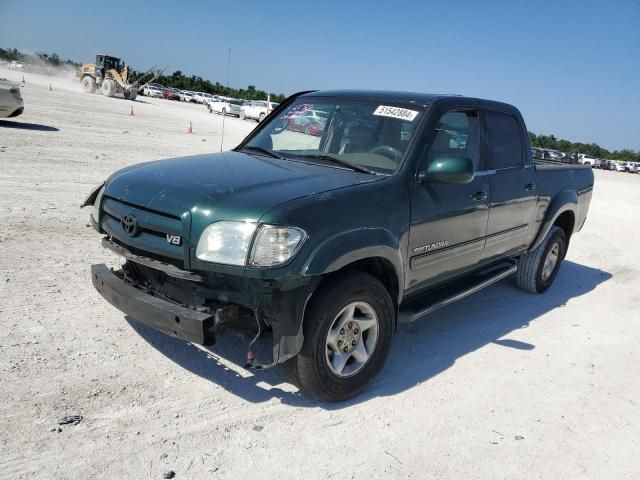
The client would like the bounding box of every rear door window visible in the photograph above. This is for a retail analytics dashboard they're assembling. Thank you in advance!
[484,111,524,169]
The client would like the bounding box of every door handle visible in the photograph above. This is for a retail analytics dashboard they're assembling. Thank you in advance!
[525,183,536,191]
[470,191,488,201]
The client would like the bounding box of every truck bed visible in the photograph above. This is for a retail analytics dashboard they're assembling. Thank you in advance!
[534,160,594,236]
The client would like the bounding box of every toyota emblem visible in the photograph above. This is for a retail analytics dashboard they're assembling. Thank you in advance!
[121,214,138,236]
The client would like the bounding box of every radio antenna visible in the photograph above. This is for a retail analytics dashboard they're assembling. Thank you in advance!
[220,48,231,152]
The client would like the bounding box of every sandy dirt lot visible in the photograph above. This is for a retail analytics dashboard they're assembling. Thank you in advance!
[1,70,639,479]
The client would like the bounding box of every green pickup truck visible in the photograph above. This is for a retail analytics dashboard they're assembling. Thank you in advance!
[84,90,594,401]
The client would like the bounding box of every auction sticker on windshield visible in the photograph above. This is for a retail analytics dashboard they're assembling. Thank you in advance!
[373,105,419,121]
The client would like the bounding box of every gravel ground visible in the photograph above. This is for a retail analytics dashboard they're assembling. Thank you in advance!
[1,70,639,479]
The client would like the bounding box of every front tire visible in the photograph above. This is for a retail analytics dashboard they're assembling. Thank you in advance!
[288,272,395,401]
[258,113,265,123]
[101,78,117,97]
[516,226,566,293]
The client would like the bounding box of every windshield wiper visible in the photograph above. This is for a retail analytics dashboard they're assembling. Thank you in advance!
[295,154,378,175]
[240,145,284,160]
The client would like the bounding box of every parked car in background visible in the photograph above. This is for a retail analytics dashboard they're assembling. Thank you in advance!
[240,100,280,122]
[163,88,181,101]
[10,60,23,70]
[208,98,243,116]
[599,160,614,171]
[613,162,626,172]
[180,91,196,103]
[194,92,213,104]
[531,147,544,160]
[0,79,24,117]
[578,154,598,167]
[143,84,164,98]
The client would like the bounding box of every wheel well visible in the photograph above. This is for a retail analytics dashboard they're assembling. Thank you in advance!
[553,211,575,254]
[324,257,399,306]
[553,211,575,240]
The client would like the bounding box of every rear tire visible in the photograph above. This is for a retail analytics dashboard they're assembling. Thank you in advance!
[82,76,96,94]
[258,113,266,123]
[101,79,117,97]
[516,226,566,293]
[287,272,395,402]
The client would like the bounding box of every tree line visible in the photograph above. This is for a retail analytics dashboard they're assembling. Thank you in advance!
[1,47,637,159]
[528,132,639,162]
[0,47,80,68]
[147,69,286,103]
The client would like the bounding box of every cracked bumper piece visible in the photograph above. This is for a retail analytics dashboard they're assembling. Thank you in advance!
[91,264,215,345]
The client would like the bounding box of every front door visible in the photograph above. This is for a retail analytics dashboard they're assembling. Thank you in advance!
[480,110,538,261]
[407,110,490,292]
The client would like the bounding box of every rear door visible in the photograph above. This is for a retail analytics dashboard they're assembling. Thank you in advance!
[407,109,490,291]
[480,110,537,261]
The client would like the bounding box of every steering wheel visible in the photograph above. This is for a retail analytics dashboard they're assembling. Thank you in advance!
[369,145,402,162]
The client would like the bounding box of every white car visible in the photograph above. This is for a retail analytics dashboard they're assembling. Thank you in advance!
[240,100,280,122]
[143,84,164,98]
[208,98,243,116]
[613,162,626,172]
[578,154,598,167]
[0,79,24,118]
[180,91,196,103]
[193,92,214,104]
[10,60,23,70]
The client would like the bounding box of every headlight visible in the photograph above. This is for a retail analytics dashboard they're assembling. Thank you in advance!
[196,221,257,266]
[249,225,306,267]
[195,222,306,267]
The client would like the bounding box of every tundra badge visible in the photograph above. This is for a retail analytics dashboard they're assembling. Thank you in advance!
[413,240,448,254]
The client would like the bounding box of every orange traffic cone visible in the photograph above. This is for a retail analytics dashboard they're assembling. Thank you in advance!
[129,105,135,116]
[187,121,193,133]
[49,84,52,91]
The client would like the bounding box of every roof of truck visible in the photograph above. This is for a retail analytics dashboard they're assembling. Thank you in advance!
[300,90,518,113]
[301,89,460,105]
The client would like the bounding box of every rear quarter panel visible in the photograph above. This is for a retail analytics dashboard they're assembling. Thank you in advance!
[530,163,594,249]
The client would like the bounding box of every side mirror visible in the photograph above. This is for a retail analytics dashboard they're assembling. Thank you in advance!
[419,156,475,184]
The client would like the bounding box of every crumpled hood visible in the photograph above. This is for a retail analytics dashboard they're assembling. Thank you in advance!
[104,151,380,222]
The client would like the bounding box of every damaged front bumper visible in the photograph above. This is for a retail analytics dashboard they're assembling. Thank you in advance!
[92,264,217,345]
[91,239,320,365]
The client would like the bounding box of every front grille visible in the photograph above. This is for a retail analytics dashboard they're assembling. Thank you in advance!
[100,196,189,265]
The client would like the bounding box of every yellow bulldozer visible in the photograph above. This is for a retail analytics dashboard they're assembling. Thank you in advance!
[76,54,164,100]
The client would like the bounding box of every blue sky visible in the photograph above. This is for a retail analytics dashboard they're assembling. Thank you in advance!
[1,0,638,150]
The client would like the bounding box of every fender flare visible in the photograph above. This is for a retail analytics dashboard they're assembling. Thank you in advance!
[302,228,405,303]
[530,190,578,251]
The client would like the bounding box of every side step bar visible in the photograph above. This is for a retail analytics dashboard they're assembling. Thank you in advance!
[399,261,517,323]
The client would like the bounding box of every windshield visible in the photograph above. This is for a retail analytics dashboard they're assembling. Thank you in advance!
[244,97,423,174]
